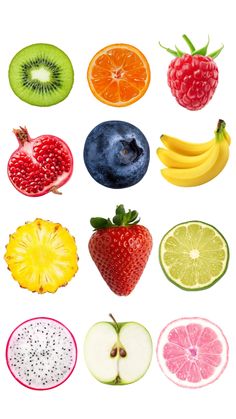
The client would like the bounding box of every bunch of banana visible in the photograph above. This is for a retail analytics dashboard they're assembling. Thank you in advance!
[157,120,231,187]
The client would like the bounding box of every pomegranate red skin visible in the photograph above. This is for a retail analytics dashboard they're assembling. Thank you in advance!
[89,225,153,296]
[167,54,218,110]
[8,127,73,197]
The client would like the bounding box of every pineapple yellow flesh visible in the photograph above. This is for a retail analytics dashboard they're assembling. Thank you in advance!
[5,219,78,293]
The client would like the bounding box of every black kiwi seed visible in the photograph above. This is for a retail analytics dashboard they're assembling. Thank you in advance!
[9,43,74,107]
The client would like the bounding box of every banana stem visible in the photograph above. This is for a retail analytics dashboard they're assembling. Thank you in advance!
[215,119,226,141]
[216,119,226,133]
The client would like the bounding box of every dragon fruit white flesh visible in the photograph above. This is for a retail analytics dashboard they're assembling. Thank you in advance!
[6,317,77,390]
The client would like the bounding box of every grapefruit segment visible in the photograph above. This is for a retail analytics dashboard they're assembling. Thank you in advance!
[163,343,185,358]
[87,43,150,107]
[197,327,217,346]
[198,354,221,367]
[166,356,187,373]
[188,362,201,383]
[168,326,191,348]
[197,361,215,380]
[176,361,191,381]
[186,323,203,346]
[157,317,228,388]
[199,339,223,354]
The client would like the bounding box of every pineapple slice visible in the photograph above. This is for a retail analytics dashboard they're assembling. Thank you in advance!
[5,219,78,293]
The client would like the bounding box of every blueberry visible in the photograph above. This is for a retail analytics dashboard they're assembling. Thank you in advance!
[83,121,150,189]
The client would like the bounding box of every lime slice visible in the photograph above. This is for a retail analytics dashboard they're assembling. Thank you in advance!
[159,221,229,290]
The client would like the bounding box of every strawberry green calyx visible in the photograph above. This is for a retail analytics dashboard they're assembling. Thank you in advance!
[90,204,140,230]
[159,34,224,59]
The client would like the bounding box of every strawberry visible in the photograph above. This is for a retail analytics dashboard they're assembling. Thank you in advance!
[160,35,224,110]
[89,205,153,296]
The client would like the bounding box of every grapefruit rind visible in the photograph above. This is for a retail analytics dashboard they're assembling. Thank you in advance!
[159,221,229,291]
[157,317,229,388]
[87,43,150,107]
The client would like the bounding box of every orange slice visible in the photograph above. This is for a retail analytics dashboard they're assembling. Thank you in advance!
[87,43,150,107]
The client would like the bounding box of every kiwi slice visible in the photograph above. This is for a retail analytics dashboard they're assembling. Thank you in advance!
[9,43,74,106]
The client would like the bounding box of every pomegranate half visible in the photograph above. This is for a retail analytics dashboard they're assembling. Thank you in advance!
[8,127,73,197]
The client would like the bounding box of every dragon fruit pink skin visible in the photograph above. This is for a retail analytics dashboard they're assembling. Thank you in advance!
[6,317,77,391]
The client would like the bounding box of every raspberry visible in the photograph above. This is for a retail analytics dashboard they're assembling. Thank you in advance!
[168,54,218,110]
[160,35,223,111]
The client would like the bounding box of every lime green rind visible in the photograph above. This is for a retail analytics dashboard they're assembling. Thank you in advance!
[9,43,74,107]
[159,221,229,291]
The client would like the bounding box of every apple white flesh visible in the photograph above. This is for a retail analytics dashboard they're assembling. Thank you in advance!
[84,320,152,385]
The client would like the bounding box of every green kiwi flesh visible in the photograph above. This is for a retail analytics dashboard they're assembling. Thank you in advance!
[9,43,74,106]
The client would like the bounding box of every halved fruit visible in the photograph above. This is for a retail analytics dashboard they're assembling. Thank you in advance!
[6,317,77,390]
[157,317,229,388]
[84,315,153,385]
[159,221,229,290]
[9,43,74,107]
[87,43,150,107]
[4,219,78,293]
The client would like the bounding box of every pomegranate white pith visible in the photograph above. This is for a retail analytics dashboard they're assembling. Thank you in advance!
[6,317,77,390]
[157,317,228,388]
[8,127,73,197]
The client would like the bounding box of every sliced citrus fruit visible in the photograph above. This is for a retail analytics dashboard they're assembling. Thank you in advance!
[157,317,229,388]
[159,221,229,290]
[87,43,150,107]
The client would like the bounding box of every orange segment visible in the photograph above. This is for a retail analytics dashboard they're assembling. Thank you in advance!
[87,43,150,107]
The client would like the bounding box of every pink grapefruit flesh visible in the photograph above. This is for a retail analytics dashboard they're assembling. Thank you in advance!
[157,317,228,388]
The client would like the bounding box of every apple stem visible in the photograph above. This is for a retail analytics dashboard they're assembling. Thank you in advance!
[109,313,119,330]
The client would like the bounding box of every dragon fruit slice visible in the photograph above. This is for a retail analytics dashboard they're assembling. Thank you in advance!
[6,317,77,390]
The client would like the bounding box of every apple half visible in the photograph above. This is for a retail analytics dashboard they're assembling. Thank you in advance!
[84,315,153,385]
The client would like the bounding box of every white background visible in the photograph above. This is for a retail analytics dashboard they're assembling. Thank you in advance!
[0,0,235,418]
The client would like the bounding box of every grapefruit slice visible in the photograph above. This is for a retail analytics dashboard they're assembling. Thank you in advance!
[87,43,150,107]
[157,317,228,388]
